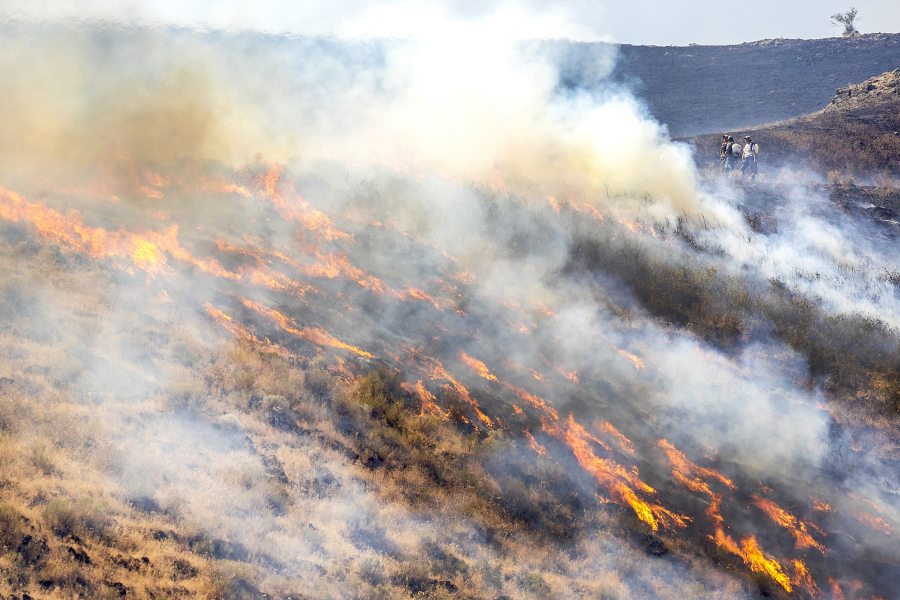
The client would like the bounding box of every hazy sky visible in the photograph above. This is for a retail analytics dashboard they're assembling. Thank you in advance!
[1,0,898,45]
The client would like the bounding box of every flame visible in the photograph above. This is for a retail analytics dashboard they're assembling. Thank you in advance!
[300,250,387,293]
[751,496,827,553]
[254,163,351,242]
[597,422,635,454]
[811,497,832,512]
[460,352,499,383]
[239,297,375,359]
[407,381,448,418]
[546,415,688,531]
[523,430,547,456]
[421,356,493,427]
[659,439,735,493]
[397,287,442,309]
[502,383,558,420]
[613,346,645,370]
[792,560,819,597]
[829,578,845,600]
[527,369,546,384]
[850,508,892,534]
[707,495,792,592]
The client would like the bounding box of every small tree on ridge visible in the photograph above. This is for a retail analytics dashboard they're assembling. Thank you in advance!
[831,7,860,37]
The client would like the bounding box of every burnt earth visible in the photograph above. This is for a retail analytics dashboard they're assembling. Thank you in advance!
[608,33,900,135]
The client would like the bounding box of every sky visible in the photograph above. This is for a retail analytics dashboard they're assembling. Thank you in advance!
[1,0,898,45]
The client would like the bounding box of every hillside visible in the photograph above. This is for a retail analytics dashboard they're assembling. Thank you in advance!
[2,24,900,600]
[607,33,900,136]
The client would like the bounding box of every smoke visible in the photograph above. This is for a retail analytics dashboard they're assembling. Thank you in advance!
[0,9,701,212]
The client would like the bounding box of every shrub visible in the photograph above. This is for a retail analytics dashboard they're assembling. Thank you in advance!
[523,572,551,596]
[43,497,112,539]
[0,504,24,549]
[358,556,386,584]
[30,442,55,475]
[164,381,207,412]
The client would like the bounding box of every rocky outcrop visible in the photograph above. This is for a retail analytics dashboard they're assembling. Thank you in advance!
[825,68,900,111]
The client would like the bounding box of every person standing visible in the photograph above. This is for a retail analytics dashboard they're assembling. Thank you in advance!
[741,135,758,179]
[723,136,736,172]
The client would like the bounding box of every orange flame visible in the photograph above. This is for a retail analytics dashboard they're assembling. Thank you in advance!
[460,352,499,383]
[546,416,688,531]
[597,422,635,454]
[850,509,892,535]
[791,560,819,597]
[502,383,558,420]
[751,496,826,553]
[706,495,792,592]
[239,297,375,359]
[659,439,735,494]
[523,430,547,456]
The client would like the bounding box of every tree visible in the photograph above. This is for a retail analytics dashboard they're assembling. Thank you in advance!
[831,7,860,37]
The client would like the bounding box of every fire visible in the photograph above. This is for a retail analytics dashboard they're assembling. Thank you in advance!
[613,347,645,370]
[659,439,735,492]
[460,352,499,383]
[301,250,387,293]
[547,416,688,531]
[254,163,351,242]
[421,356,494,427]
[719,532,793,593]
[811,496,831,512]
[239,297,375,359]
[406,381,448,418]
[829,578,845,600]
[397,287,442,309]
[502,383,558,420]
[751,496,826,553]
[203,303,292,359]
[792,560,819,597]
[523,430,547,456]
[850,508,892,534]
[706,495,792,592]
[597,422,635,454]
[528,369,546,384]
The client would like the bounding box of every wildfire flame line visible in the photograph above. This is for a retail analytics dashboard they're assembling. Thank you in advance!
[545,415,688,532]
[238,296,375,359]
[751,496,827,553]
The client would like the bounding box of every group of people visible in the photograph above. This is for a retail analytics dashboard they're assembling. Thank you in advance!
[719,134,758,179]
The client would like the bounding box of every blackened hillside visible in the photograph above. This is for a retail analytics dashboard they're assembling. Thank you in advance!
[608,33,900,136]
